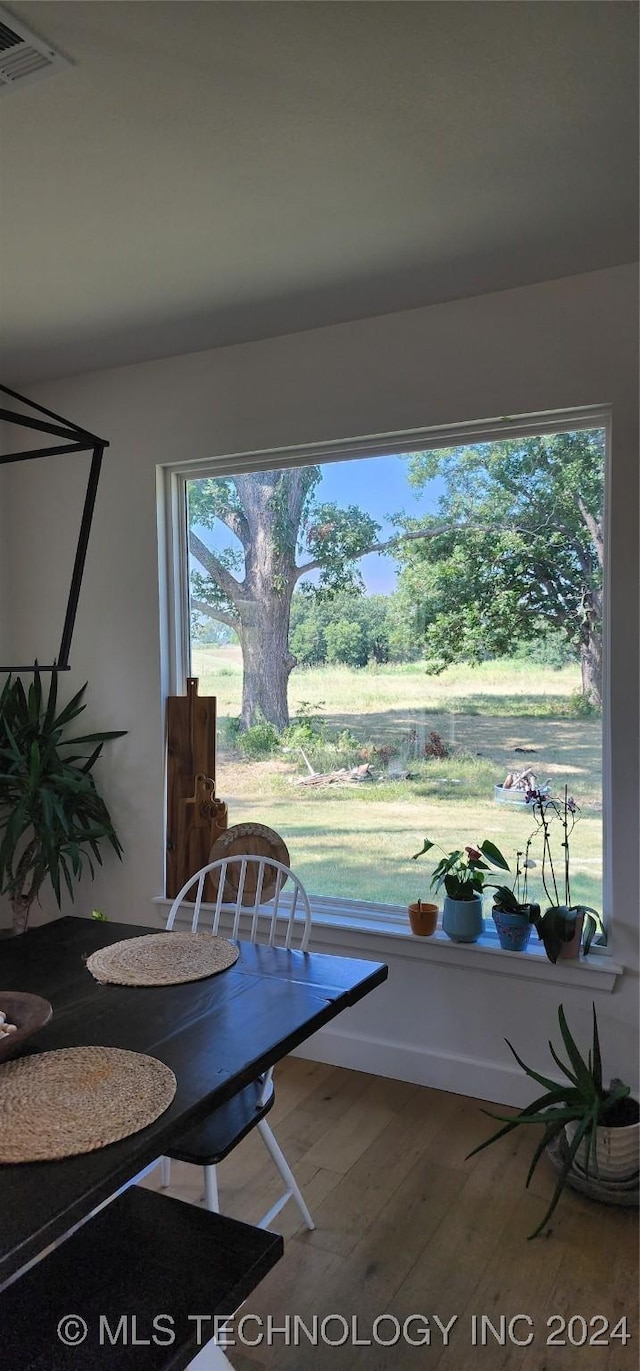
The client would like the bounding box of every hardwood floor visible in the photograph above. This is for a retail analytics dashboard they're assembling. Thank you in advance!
[144,1058,639,1369]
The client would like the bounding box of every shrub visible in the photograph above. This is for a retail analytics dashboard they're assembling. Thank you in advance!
[236,717,282,759]
[565,690,601,719]
[282,720,322,751]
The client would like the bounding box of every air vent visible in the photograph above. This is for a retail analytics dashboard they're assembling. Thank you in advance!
[0,5,71,90]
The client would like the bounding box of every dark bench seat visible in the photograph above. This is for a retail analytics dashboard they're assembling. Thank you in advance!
[0,1185,283,1370]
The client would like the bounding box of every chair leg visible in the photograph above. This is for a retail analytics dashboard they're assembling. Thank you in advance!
[256,1118,315,1230]
[185,1338,234,1369]
[203,1163,220,1212]
[160,1156,171,1189]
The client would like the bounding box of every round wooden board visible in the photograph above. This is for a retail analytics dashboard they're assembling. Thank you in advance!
[208,823,290,903]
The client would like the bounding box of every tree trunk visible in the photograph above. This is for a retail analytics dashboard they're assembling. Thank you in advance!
[238,592,296,729]
[229,470,310,730]
[580,627,602,708]
[11,895,33,936]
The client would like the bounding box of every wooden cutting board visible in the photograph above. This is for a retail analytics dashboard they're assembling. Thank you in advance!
[165,679,227,898]
[208,823,290,904]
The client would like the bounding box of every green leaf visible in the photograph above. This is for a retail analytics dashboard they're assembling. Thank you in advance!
[557,1004,596,1098]
[63,730,127,747]
[590,1003,603,1094]
[43,668,59,732]
[466,1115,523,1159]
[490,883,521,912]
[411,838,435,860]
[28,740,42,790]
[480,839,510,870]
[579,909,603,955]
[504,1038,561,1093]
[547,1040,578,1086]
[527,1112,594,1239]
[524,1117,573,1191]
[51,682,88,729]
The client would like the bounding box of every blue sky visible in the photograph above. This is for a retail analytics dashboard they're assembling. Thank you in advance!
[192,451,443,595]
[313,452,442,592]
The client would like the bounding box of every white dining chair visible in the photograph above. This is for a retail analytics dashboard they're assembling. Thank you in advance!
[161,854,314,1232]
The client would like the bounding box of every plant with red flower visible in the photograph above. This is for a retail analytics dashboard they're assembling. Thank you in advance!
[412,836,509,901]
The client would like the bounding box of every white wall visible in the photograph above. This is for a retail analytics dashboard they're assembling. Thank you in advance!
[3,264,638,1099]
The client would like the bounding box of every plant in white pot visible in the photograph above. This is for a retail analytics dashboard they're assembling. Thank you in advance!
[411,837,509,943]
[467,1004,639,1238]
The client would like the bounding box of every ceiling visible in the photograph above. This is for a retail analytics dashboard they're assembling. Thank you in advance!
[0,1,637,385]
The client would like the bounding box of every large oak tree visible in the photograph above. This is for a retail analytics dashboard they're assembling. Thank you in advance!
[188,469,382,727]
[396,429,604,706]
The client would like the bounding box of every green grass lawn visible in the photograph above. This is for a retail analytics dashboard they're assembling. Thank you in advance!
[192,647,603,912]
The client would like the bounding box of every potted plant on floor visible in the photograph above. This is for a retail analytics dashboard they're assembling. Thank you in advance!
[467,1004,639,1238]
[412,837,509,943]
[0,670,125,935]
[525,786,605,962]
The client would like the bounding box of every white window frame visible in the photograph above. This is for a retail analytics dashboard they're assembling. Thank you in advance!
[159,403,618,986]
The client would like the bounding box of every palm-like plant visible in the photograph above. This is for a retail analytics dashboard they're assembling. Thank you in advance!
[467,1004,631,1238]
[0,670,125,934]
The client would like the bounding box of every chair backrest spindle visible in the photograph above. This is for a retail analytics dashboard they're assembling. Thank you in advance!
[166,855,312,951]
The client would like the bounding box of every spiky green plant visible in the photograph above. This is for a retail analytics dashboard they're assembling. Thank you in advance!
[467,1004,632,1238]
[0,669,125,934]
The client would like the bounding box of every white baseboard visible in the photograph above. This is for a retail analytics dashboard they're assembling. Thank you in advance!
[291,1025,540,1107]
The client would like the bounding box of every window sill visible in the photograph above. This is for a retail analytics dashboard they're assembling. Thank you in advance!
[152,896,622,993]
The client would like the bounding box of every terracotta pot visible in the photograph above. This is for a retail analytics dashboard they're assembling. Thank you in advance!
[408,901,438,936]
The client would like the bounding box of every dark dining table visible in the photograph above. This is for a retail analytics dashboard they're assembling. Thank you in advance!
[0,915,388,1298]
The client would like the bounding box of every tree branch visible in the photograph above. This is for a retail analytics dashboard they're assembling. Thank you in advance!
[214,505,251,548]
[189,530,244,603]
[293,521,513,582]
[576,498,604,569]
[191,599,240,632]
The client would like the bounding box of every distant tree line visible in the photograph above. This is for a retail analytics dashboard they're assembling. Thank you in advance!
[289,589,422,667]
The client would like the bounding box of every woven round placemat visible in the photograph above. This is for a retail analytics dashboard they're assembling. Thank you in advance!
[86,931,239,986]
[0,1046,177,1163]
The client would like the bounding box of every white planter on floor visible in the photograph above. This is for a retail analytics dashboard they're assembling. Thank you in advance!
[565,1114,640,1182]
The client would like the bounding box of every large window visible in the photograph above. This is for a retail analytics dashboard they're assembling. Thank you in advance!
[168,413,608,928]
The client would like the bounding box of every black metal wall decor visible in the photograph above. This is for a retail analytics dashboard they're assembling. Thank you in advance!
[0,384,108,672]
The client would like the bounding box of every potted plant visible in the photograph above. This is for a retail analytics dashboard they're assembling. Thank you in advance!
[490,841,541,952]
[525,786,605,962]
[467,1004,639,1238]
[407,898,439,937]
[412,837,509,943]
[0,670,125,935]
